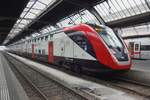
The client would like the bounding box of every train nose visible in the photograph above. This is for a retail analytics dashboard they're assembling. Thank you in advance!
[109,47,129,62]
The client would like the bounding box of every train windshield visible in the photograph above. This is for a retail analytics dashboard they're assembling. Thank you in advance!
[96,27,128,61]
[98,27,123,49]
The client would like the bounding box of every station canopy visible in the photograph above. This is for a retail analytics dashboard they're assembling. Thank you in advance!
[119,23,150,39]
[0,0,29,45]
[3,0,57,44]
[3,0,150,45]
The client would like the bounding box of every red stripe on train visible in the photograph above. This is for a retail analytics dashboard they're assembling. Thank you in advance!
[134,52,140,54]
[64,24,131,70]
[48,42,54,63]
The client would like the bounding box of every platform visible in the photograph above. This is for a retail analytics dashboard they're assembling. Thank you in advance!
[114,59,150,86]
[132,60,150,71]
[0,52,29,100]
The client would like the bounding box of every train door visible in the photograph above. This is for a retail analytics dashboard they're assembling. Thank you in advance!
[48,42,54,63]
[128,42,134,57]
[134,42,141,59]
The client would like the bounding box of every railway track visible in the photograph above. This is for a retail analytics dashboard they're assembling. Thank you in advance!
[77,71,150,100]
[5,53,150,100]
[110,75,150,99]
[81,73,150,100]
[4,54,87,100]
[38,62,150,99]
[45,62,150,99]
[5,54,48,100]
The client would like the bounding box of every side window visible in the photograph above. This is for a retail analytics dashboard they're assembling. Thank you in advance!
[39,49,41,54]
[135,44,139,51]
[147,46,150,50]
[75,35,87,51]
[67,31,96,58]
[45,36,48,41]
[42,49,45,55]
[141,45,150,51]
[41,37,44,41]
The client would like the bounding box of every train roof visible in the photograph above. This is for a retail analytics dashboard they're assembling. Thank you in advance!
[9,23,108,46]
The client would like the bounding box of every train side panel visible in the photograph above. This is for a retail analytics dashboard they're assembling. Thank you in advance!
[53,32,74,58]
[7,24,131,72]
[53,32,96,65]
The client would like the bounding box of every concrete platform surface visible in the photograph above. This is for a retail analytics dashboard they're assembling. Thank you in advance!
[0,52,29,100]
[7,52,139,100]
[132,60,150,71]
[114,59,150,86]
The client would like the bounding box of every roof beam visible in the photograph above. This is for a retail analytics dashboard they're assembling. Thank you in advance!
[123,34,150,39]
[145,0,150,10]
[107,12,150,28]
[88,6,105,25]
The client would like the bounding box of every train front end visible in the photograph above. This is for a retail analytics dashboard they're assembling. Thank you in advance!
[86,24,132,71]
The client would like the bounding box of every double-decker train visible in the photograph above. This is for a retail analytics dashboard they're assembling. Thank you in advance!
[8,24,131,73]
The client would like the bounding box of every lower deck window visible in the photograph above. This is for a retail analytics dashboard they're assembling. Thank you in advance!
[42,49,45,55]
[39,50,41,54]
[141,45,150,51]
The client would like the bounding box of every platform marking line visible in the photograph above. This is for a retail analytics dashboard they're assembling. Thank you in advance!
[0,55,10,100]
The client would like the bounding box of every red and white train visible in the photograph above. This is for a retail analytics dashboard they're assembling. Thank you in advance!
[125,37,150,60]
[8,24,131,73]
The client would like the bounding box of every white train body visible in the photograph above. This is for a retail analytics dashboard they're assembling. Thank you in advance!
[124,37,150,59]
[8,24,131,72]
